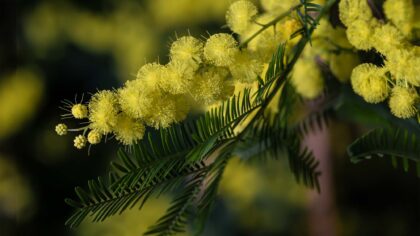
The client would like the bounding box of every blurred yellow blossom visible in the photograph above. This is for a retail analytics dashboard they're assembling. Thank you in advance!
[0,68,43,139]
[0,156,34,219]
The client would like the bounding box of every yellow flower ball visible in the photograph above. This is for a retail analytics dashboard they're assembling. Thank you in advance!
[169,36,203,70]
[226,0,258,35]
[383,0,414,36]
[73,135,87,149]
[372,24,405,56]
[346,19,376,50]
[118,80,150,119]
[204,33,239,67]
[113,114,145,145]
[389,86,418,119]
[55,123,68,136]
[351,63,389,103]
[159,60,195,94]
[291,58,324,99]
[385,48,420,86]
[143,96,177,129]
[88,90,119,134]
[229,50,263,83]
[191,67,229,105]
[339,0,373,27]
[87,130,102,145]
[136,63,165,89]
[71,104,88,119]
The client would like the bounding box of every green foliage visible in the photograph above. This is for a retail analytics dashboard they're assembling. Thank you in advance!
[348,128,420,177]
[296,0,323,41]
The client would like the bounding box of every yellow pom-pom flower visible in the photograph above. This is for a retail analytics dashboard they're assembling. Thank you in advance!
[118,79,154,119]
[160,60,195,94]
[136,63,165,89]
[291,58,324,99]
[383,0,414,37]
[113,114,145,145]
[389,86,418,119]
[350,63,389,103]
[55,123,68,136]
[73,135,87,149]
[87,130,102,145]
[229,50,262,83]
[385,48,420,86]
[339,0,373,27]
[143,97,177,129]
[372,24,405,56]
[346,19,376,50]
[71,104,88,119]
[169,36,203,70]
[226,0,258,35]
[204,33,239,67]
[330,52,359,83]
[88,90,119,134]
[191,67,229,105]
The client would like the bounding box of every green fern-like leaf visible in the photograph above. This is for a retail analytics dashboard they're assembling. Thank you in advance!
[347,128,420,177]
[287,138,321,191]
[144,173,205,236]
[64,161,207,228]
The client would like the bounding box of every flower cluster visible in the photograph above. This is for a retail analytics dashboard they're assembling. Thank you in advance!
[55,0,332,150]
[339,0,419,119]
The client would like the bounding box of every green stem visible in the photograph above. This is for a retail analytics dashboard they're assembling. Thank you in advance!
[239,3,303,48]
[237,0,337,138]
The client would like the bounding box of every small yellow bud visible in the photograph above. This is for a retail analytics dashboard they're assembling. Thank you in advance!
[73,135,87,149]
[87,130,102,145]
[389,86,418,119]
[71,104,88,119]
[55,123,68,136]
[204,33,239,67]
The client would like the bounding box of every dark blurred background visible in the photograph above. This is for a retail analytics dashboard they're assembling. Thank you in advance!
[0,0,419,235]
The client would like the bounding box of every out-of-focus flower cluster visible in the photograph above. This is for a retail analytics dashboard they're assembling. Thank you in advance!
[24,2,157,81]
[0,156,34,219]
[0,68,43,140]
